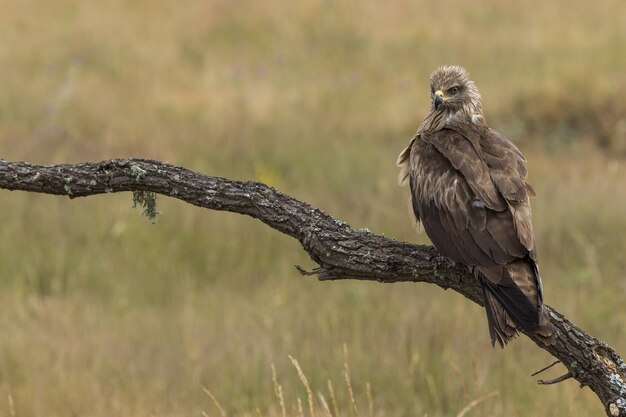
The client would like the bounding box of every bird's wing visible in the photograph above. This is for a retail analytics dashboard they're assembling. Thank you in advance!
[396,134,418,186]
[478,128,537,255]
[409,130,527,267]
[409,129,542,334]
[420,129,507,211]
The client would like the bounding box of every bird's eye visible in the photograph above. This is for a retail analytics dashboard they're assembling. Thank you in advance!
[450,86,459,94]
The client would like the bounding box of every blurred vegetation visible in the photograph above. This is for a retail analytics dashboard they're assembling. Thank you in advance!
[0,0,625,416]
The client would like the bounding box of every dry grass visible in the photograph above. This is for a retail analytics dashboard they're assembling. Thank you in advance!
[0,0,625,416]
[205,350,501,417]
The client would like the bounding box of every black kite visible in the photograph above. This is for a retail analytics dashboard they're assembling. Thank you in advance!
[397,66,553,347]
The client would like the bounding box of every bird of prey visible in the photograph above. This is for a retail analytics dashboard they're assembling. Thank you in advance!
[397,66,553,347]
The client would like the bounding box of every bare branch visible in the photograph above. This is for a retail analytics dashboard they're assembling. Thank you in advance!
[537,372,574,386]
[1,158,625,416]
[531,360,561,377]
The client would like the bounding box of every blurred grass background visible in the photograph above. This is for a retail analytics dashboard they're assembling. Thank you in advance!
[1,0,625,415]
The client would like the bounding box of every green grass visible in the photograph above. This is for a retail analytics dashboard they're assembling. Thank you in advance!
[1,0,625,415]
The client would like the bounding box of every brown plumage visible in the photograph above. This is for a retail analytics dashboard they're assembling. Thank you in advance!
[397,66,553,347]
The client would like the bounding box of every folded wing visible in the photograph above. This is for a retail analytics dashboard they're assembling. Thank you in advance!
[408,127,550,346]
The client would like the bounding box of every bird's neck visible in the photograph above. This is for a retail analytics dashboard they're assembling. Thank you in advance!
[418,99,484,134]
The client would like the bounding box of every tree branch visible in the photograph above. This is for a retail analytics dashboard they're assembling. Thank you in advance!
[1,158,625,416]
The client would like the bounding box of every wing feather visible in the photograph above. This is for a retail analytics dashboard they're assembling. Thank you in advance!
[410,130,530,266]
[479,128,537,252]
[476,262,541,332]
[406,125,551,345]
[399,67,554,345]
[421,130,506,211]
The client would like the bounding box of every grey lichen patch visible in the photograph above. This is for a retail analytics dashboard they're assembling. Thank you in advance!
[431,266,441,278]
[130,164,147,180]
[170,188,179,196]
[85,180,96,192]
[411,266,421,278]
[363,250,373,264]
[434,254,456,268]
[105,187,113,193]
[63,177,73,195]
[608,373,626,395]
[132,191,160,224]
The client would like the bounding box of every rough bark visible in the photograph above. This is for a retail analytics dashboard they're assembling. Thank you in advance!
[1,158,625,416]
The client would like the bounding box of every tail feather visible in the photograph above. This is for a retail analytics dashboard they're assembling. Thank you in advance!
[476,261,554,347]
[481,273,538,332]
[482,285,517,347]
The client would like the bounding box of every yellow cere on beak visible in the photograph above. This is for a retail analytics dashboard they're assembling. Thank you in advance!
[434,90,444,110]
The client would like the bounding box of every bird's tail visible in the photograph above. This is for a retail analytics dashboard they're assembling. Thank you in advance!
[475,261,554,348]
[482,286,517,347]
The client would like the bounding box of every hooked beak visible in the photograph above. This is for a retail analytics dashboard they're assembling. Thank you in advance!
[434,90,444,110]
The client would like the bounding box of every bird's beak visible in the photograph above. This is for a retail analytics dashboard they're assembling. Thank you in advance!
[434,90,444,110]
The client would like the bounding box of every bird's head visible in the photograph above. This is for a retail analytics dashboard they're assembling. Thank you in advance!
[429,65,482,116]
